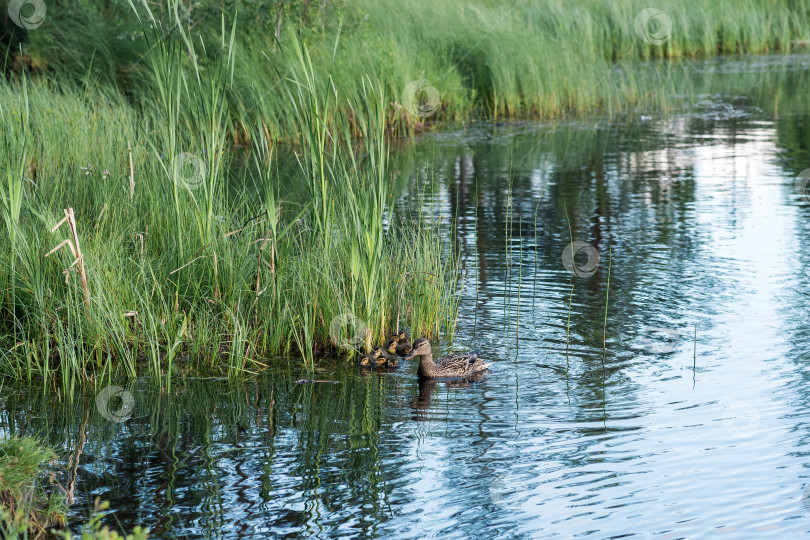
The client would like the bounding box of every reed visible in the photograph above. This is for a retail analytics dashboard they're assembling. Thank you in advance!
[0,4,458,388]
[8,0,810,142]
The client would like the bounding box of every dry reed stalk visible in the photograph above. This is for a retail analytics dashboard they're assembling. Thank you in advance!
[169,254,208,275]
[94,203,107,231]
[45,206,90,306]
[134,233,144,255]
[65,410,88,504]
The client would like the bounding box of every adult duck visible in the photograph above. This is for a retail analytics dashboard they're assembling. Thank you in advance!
[403,338,490,379]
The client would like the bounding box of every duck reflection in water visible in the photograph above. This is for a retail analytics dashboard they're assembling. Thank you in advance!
[410,371,487,421]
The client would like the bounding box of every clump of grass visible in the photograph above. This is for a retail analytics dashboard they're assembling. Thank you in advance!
[0,437,148,539]
[0,437,66,538]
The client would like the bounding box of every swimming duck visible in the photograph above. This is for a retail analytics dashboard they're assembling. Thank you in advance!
[403,338,490,379]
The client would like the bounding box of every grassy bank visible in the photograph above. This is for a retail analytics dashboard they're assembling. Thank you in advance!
[5,0,810,140]
[0,2,460,389]
[2,0,809,387]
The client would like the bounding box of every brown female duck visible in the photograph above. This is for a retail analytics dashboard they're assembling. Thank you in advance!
[403,338,490,379]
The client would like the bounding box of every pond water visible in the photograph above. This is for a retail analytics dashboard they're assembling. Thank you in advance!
[5,54,810,538]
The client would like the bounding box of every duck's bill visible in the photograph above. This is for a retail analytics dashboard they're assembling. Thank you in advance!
[403,350,417,360]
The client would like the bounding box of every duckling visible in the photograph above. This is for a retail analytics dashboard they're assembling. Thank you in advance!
[359,347,404,370]
[395,339,412,357]
[403,338,490,379]
[385,332,407,354]
[385,356,400,368]
[374,349,389,367]
[372,347,401,366]
[359,352,376,368]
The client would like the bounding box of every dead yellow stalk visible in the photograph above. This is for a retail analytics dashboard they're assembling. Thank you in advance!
[45,207,90,306]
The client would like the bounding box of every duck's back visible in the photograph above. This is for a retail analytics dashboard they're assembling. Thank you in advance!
[431,353,490,378]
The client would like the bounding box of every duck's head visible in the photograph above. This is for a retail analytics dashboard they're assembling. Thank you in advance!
[403,337,431,360]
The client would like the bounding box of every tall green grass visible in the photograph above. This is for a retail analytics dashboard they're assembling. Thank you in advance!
[0,1,459,389]
[8,0,810,142]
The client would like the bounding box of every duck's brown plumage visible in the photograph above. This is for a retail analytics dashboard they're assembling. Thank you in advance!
[404,337,490,379]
